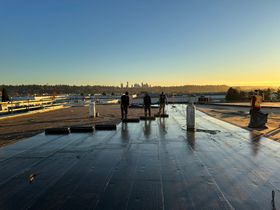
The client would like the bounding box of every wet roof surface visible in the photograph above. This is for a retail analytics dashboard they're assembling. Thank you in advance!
[0,105,280,210]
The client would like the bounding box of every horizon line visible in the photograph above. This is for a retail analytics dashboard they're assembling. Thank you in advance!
[0,83,279,88]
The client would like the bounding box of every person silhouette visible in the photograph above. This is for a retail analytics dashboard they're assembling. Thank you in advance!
[143,93,151,117]
[158,92,167,115]
[121,91,129,120]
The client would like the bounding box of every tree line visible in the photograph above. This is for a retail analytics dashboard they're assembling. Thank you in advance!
[226,87,280,101]
[0,84,229,97]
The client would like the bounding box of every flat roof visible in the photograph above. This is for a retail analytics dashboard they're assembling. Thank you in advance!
[0,105,279,209]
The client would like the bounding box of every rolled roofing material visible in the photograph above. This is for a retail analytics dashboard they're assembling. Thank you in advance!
[70,126,94,133]
[122,118,140,123]
[154,114,169,118]
[95,124,117,130]
[45,128,70,135]
[139,116,156,120]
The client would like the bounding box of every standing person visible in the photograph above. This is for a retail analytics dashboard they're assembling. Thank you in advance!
[143,93,151,117]
[158,92,167,115]
[249,90,267,128]
[121,91,130,120]
[251,90,262,112]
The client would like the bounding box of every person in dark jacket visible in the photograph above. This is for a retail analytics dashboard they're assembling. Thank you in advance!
[248,90,268,128]
[121,91,130,119]
[158,92,167,115]
[143,93,151,117]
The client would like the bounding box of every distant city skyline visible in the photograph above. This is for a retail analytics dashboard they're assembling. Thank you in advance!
[0,0,279,86]
[1,81,279,88]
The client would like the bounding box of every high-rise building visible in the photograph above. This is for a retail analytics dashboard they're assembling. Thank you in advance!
[126,82,129,88]
[120,83,123,88]
[134,83,140,88]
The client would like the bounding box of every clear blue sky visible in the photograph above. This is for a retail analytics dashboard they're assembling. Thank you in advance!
[0,0,280,86]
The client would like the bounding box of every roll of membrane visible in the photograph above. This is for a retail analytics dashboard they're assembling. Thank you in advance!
[154,114,169,118]
[95,124,117,130]
[122,118,140,123]
[45,128,70,135]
